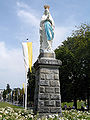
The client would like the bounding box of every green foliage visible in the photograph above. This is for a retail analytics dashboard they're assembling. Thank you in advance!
[3,89,7,101]
[3,84,11,101]
[27,67,35,105]
[3,84,24,106]
[6,84,11,94]
[61,100,86,109]
[55,24,90,107]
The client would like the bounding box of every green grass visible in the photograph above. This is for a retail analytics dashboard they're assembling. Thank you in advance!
[0,102,23,109]
[61,100,86,109]
[61,101,73,108]
[0,101,86,110]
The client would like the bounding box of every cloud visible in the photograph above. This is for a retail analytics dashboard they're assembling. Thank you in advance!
[0,41,25,89]
[16,1,29,9]
[17,10,39,27]
[16,1,40,63]
[16,1,40,27]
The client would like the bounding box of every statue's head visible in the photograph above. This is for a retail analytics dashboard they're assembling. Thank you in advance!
[44,5,50,9]
[44,5,50,15]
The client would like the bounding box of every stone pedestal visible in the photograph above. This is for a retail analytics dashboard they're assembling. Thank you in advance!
[34,53,62,116]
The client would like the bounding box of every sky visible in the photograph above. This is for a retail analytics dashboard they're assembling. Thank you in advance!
[0,0,90,89]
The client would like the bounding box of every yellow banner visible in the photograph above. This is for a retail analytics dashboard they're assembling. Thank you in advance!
[27,42,32,72]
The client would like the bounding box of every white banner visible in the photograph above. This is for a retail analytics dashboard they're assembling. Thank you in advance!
[22,42,32,72]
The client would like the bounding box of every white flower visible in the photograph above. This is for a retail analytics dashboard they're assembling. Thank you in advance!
[48,114,55,118]
[78,111,80,113]
[0,111,3,113]
[0,114,2,118]
[48,114,52,118]
[13,112,18,116]
[30,115,33,118]
[5,110,9,114]
[54,114,58,117]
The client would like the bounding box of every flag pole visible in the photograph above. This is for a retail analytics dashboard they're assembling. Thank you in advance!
[23,83,25,108]
[25,71,28,110]
[25,38,29,110]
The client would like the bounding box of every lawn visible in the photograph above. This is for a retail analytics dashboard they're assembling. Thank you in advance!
[61,100,86,109]
[0,102,23,109]
[0,101,87,110]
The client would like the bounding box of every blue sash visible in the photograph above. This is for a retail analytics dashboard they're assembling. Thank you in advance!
[44,21,54,40]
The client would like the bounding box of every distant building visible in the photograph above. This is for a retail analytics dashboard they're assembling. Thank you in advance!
[0,89,4,101]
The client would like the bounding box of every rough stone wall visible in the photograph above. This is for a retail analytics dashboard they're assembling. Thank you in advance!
[34,58,62,115]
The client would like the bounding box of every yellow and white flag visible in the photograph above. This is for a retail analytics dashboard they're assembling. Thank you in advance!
[22,42,32,72]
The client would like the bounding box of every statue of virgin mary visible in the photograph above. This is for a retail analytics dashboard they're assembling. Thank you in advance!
[40,5,55,53]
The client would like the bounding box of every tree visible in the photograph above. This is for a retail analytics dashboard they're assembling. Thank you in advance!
[27,67,35,106]
[3,84,11,101]
[3,89,7,101]
[6,84,11,94]
[55,24,90,109]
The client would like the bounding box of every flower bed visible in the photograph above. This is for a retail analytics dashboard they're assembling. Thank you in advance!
[0,107,89,120]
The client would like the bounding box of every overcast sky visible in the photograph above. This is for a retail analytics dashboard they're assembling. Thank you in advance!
[0,0,90,89]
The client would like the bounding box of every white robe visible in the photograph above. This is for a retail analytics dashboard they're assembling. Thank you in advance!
[40,8,55,53]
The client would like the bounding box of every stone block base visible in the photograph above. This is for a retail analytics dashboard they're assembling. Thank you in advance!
[34,57,62,116]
